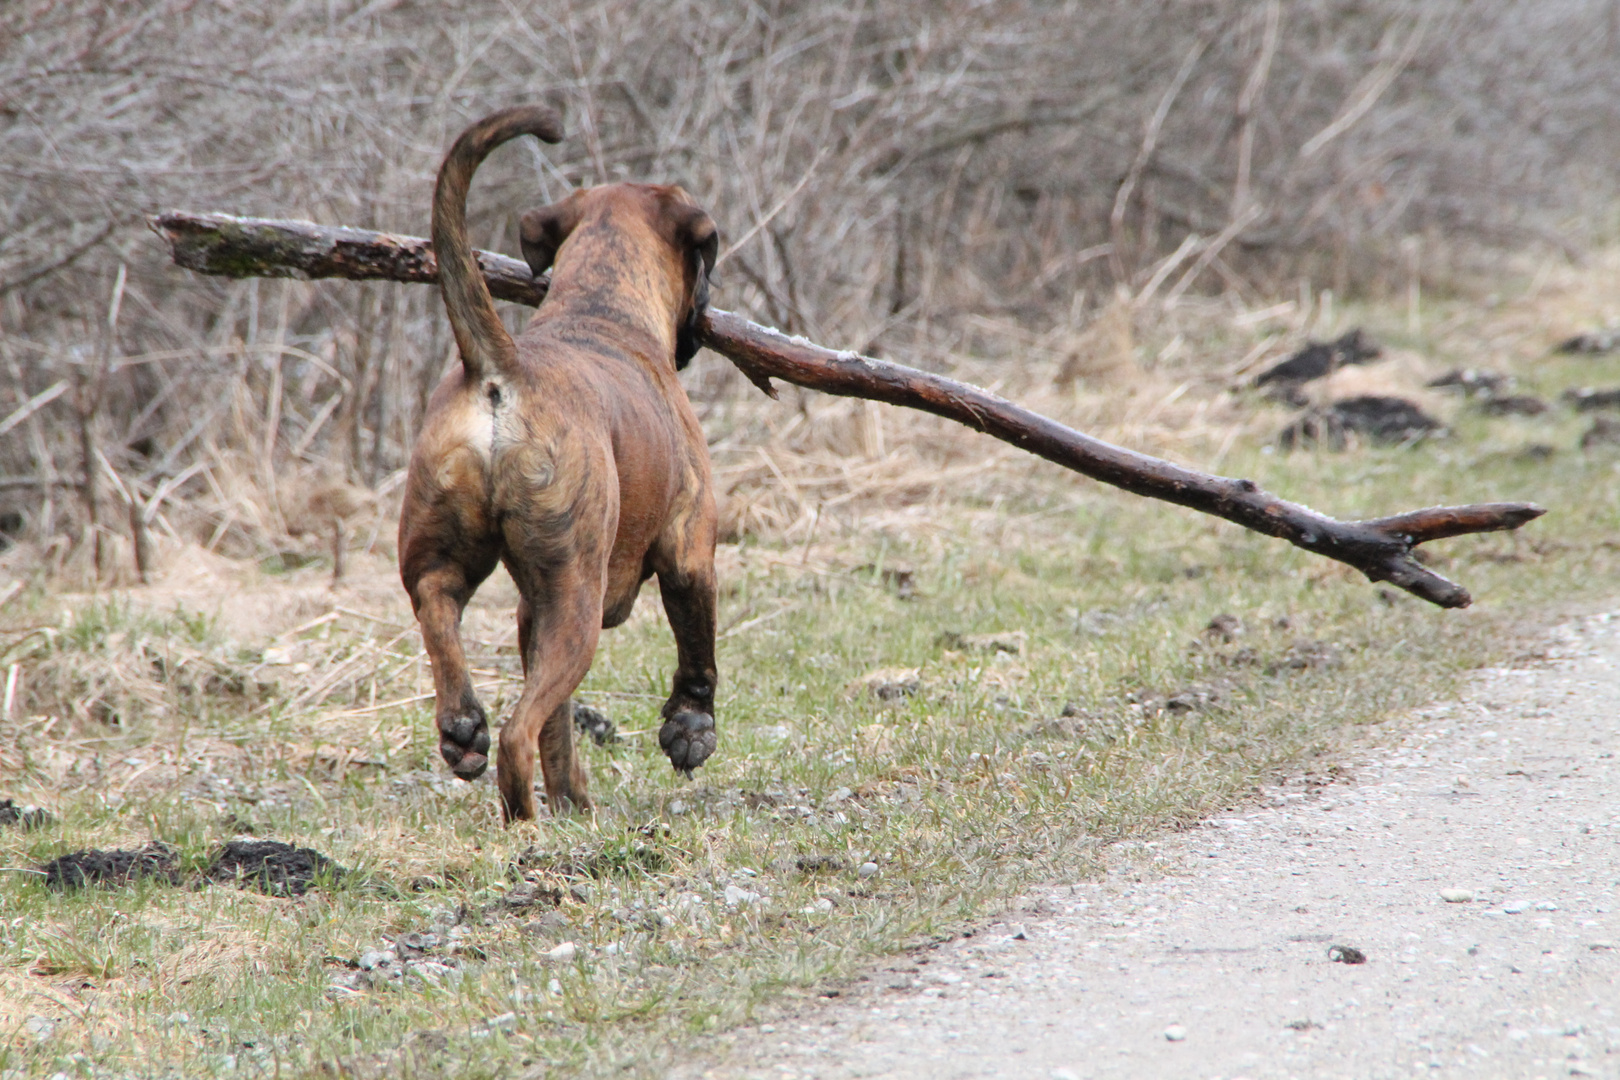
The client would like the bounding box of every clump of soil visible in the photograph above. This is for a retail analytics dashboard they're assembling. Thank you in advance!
[571,701,618,745]
[1582,416,1620,450]
[40,842,180,890]
[854,563,918,599]
[206,840,345,896]
[1564,386,1620,411]
[1557,326,1620,354]
[1279,396,1442,449]
[0,798,52,830]
[1478,394,1549,417]
[847,667,921,701]
[1328,944,1368,965]
[795,854,851,873]
[1266,639,1344,674]
[1428,367,1513,397]
[1255,329,1381,389]
[1161,682,1232,712]
[497,878,564,912]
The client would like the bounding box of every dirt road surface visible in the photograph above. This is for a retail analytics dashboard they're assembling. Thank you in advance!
[685,611,1620,1080]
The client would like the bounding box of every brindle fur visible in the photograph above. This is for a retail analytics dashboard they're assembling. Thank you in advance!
[398,106,721,822]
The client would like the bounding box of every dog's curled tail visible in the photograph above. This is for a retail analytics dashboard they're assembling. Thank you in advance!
[432,105,564,383]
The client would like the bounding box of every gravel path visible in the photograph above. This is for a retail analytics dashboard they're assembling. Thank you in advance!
[690,610,1620,1080]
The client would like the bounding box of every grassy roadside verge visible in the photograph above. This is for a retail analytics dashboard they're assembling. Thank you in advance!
[2,294,1619,1077]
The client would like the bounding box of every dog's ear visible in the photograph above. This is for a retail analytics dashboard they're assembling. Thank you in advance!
[671,204,719,369]
[519,197,584,278]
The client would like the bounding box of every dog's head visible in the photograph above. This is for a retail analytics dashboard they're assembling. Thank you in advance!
[520,185,718,369]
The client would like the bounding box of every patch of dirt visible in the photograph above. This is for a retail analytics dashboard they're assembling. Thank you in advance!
[1279,395,1443,449]
[205,840,345,896]
[40,842,180,890]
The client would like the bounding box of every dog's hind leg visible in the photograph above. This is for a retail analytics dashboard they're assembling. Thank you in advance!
[500,564,602,821]
[652,524,720,777]
[404,553,499,780]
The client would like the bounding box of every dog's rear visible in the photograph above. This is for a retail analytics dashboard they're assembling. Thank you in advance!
[399,106,721,822]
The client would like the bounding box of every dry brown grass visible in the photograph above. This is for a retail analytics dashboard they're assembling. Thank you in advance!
[4,0,1620,575]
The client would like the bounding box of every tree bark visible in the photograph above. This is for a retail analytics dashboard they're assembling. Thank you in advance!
[148,210,1545,609]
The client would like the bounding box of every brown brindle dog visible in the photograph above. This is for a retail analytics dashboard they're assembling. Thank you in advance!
[399,106,721,822]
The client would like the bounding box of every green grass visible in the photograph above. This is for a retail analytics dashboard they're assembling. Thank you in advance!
[2,307,1619,1077]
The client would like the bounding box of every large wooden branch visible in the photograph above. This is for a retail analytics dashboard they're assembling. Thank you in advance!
[149,210,1544,609]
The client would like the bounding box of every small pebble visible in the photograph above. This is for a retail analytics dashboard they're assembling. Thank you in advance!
[1164,1023,1187,1042]
[358,948,394,971]
[1534,901,1558,911]
[485,1012,516,1029]
[1439,889,1474,903]
[724,884,763,907]
[857,862,878,879]
[1502,901,1529,914]
[569,883,593,904]
[1050,1070,1081,1080]
[545,941,577,963]
[1009,924,1030,941]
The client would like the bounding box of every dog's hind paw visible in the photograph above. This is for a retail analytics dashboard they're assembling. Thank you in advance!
[658,710,716,776]
[439,713,492,780]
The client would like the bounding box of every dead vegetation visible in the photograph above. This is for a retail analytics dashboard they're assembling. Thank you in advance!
[4,0,1620,576]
